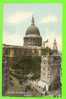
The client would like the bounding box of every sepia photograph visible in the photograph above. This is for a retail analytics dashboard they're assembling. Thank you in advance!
[2,4,62,96]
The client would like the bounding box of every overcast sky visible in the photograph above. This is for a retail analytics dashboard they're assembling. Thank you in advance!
[3,4,62,51]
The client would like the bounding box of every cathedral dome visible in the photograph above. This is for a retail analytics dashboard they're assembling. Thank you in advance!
[24,16,42,47]
[26,25,40,36]
[26,16,40,36]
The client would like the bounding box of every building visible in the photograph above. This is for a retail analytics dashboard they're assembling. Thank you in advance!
[24,16,42,47]
[30,39,61,96]
[2,16,61,96]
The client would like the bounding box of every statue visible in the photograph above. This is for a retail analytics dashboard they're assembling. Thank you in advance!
[42,39,48,48]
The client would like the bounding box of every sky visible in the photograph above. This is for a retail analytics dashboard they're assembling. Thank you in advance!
[3,4,62,51]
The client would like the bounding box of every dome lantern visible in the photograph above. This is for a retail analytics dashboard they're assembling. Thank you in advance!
[31,16,35,25]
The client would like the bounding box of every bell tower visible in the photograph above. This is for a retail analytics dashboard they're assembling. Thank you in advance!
[53,39,58,56]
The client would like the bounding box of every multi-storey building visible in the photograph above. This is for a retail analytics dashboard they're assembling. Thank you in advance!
[2,16,61,96]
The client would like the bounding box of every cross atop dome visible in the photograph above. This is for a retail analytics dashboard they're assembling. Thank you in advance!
[31,16,35,25]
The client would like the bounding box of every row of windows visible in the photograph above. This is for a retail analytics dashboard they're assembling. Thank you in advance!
[4,48,40,57]
[24,38,42,46]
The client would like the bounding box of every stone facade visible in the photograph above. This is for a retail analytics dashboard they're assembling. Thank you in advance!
[3,16,61,96]
[41,55,51,85]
